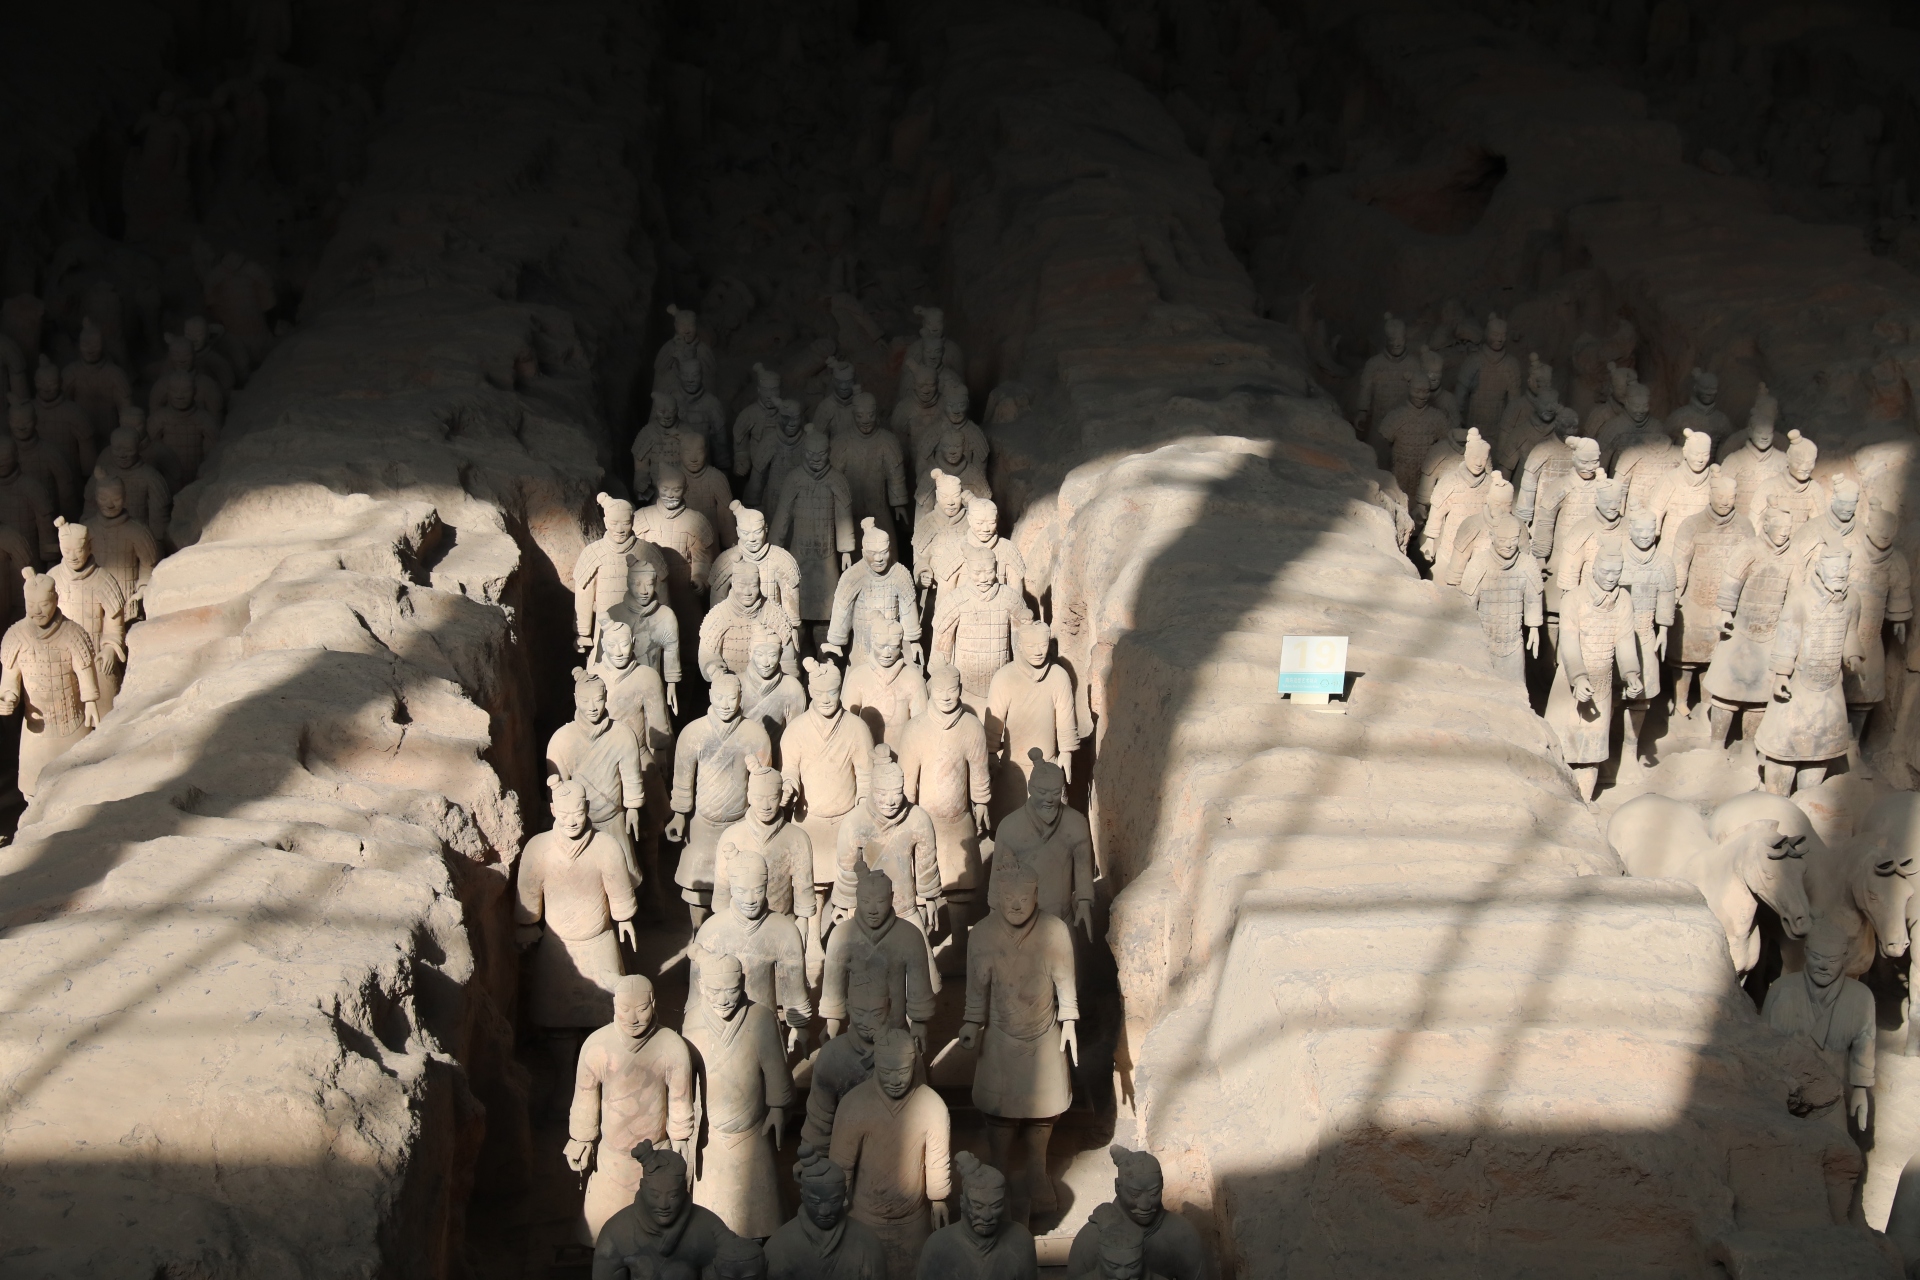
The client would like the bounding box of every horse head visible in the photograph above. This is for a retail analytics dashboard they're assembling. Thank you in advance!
[1850,832,1917,959]
[1728,818,1811,939]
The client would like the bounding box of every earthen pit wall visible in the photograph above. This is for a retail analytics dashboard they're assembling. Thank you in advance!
[908,8,1858,1277]
[0,3,658,1276]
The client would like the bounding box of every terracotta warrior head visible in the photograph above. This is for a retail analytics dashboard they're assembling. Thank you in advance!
[803,427,831,477]
[651,389,680,429]
[22,568,55,628]
[827,357,856,401]
[54,518,90,573]
[1026,748,1066,823]
[871,743,907,820]
[874,1026,916,1100]
[929,659,963,714]
[95,474,128,519]
[1464,428,1490,477]
[1111,1144,1166,1228]
[1815,546,1851,597]
[966,496,998,544]
[1830,475,1860,524]
[1868,501,1898,551]
[944,386,970,426]
[1382,312,1406,358]
[955,1151,1009,1241]
[1491,514,1523,564]
[931,469,966,518]
[803,656,842,717]
[600,619,635,669]
[614,974,657,1041]
[550,776,591,841]
[1786,433,1816,483]
[746,763,783,825]
[727,849,770,922]
[845,953,892,1047]
[596,491,634,542]
[1590,545,1623,594]
[675,351,704,396]
[734,501,768,554]
[680,429,709,474]
[1628,509,1657,552]
[1484,313,1507,352]
[668,303,698,346]
[714,1234,766,1280]
[853,390,879,434]
[1760,502,1793,549]
[1091,1203,1147,1280]
[1690,367,1719,408]
[573,668,608,727]
[795,1144,850,1231]
[1682,428,1711,473]
[753,361,781,410]
[1624,381,1650,425]
[873,616,904,670]
[1569,436,1601,480]
[861,517,892,574]
[627,557,660,609]
[8,400,34,443]
[701,949,747,1019]
[630,1140,690,1227]
[1709,465,1737,517]
[709,671,743,724]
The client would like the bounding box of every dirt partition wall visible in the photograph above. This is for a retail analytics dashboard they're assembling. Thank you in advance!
[892,5,1888,1277]
[0,2,659,1275]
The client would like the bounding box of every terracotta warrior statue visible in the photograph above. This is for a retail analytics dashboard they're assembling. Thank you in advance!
[830,1026,952,1278]
[62,318,132,444]
[1749,434,1822,533]
[1843,503,1911,752]
[804,955,889,1151]
[1412,420,1469,530]
[1789,475,1858,582]
[1553,478,1626,607]
[1666,367,1732,451]
[1601,381,1665,476]
[1512,399,1585,532]
[693,851,815,1048]
[574,493,667,655]
[147,331,225,419]
[831,744,943,939]
[679,432,737,550]
[684,952,795,1241]
[893,365,947,481]
[655,304,717,389]
[918,1151,1039,1280]
[1643,427,1713,536]
[84,424,171,546]
[747,398,808,510]
[764,1146,889,1280]
[929,496,1027,608]
[1754,547,1863,795]
[1065,1147,1208,1280]
[83,475,157,620]
[1353,312,1418,436]
[781,658,876,909]
[1440,472,1516,591]
[548,668,647,885]
[914,469,972,596]
[1376,373,1450,506]
[1546,546,1642,801]
[568,975,696,1240]
[1717,382,1780,461]
[1419,427,1494,570]
[1703,503,1797,751]
[714,761,821,943]
[960,863,1079,1217]
[593,1141,733,1280]
[987,623,1078,811]
[814,358,861,441]
[735,363,785,480]
[634,464,717,662]
[1616,510,1676,772]
[1582,362,1634,448]
[712,502,804,631]
[631,390,694,504]
[10,401,76,518]
[32,355,96,480]
[771,429,855,650]
[669,673,775,926]
[603,559,683,715]
[1456,312,1525,437]
[0,523,34,631]
[1492,354,1554,476]
[935,548,1034,713]
[591,621,673,911]
[821,864,938,1051]
[1719,397,1789,515]
[903,305,965,401]
[1668,467,1748,719]
[701,566,798,682]
[843,615,928,746]
[917,388,989,501]
[0,568,100,799]
[147,371,220,487]
[0,436,59,564]
[899,660,993,948]
[1459,514,1542,687]
[742,634,808,742]
[515,778,637,1063]
[825,519,921,668]
[48,518,127,715]
[671,351,730,476]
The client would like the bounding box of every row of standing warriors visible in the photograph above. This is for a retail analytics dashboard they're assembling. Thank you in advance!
[524,309,1194,1280]
[1356,310,1907,801]
[0,313,231,800]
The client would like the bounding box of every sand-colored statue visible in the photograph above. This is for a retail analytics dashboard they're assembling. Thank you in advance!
[1643,428,1713,536]
[61,318,132,444]
[515,779,638,1030]
[917,389,989,501]
[1755,548,1863,795]
[147,332,225,419]
[893,364,948,476]
[1749,434,1822,532]
[1419,427,1494,569]
[822,864,938,1049]
[831,744,942,936]
[0,568,100,799]
[804,955,889,1151]
[1719,401,1789,515]
[0,436,59,564]
[1617,511,1676,770]
[10,401,76,517]
[1547,546,1643,800]
[147,372,220,487]
[830,392,908,549]
[830,1026,952,1277]
[918,428,990,519]
[844,616,928,746]
[671,352,731,476]
[919,1151,1038,1280]
[987,623,1078,813]
[669,673,775,925]
[1459,514,1542,685]
[1512,402,1585,531]
[83,475,157,621]
[814,358,862,440]
[568,975,697,1240]
[1552,478,1626,608]
[1439,474,1514,590]
[992,750,1096,938]
[1420,347,1460,431]
[1413,422,1468,520]
[575,493,668,655]
[701,568,799,682]
[1492,354,1555,475]
[772,429,855,645]
[630,391,696,506]
[655,305,718,390]
[742,636,808,741]
[1789,476,1858,581]
[48,518,126,716]
[1601,382,1666,477]
[764,1146,889,1280]
[1669,468,1749,718]
[1529,440,1604,604]
[904,305,966,397]
[1762,918,1874,1217]
[84,425,171,546]
[913,470,971,589]
[1582,362,1634,447]
[712,504,805,632]
[713,765,821,966]
[782,659,876,899]
[1456,312,1525,437]
[1717,382,1779,461]
[548,668,647,884]
[1666,368,1732,450]
[693,852,814,1043]
[899,661,993,937]
[959,863,1079,1215]
[1353,313,1419,434]
[677,433,736,550]
[592,621,673,907]
[1065,1147,1207,1280]
[31,356,96,480]
[684,951,795,1241]
[1843,504,1911,748]
[1376,374,1450,504]
[634,465,717,660]
[735,364,785,479]
[747,398,808,510]
[593,1141,733,1279]
[929,497,1028,607]
[1704,504,1798,750]
[826,519,921,668]
[935,548,1035,711]
[605,559,683,714]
